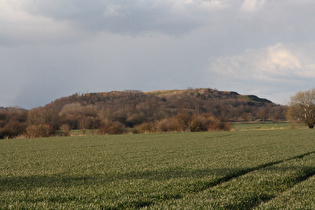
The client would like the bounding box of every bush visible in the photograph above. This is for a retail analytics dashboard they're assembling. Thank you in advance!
[133,113,231,134]
[60,124,71,136]
[222,122,232,131]
[134,122,156,134]
[107,122,126,134]
[208,121,232,131]
[174,112,191,132]
[99,120,127,135]
[156,119,174,132]
[190,115,209,132]
[26,124,54,138]
[155,113,192,133]
[0,121,27,139]
[190,114,231,132]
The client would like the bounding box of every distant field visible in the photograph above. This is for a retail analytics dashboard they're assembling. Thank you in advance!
[69,122,307,136]
[232,122,306,131]
[1,129,314,209]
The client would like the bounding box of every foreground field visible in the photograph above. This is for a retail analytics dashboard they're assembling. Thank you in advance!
[1,129,315,209]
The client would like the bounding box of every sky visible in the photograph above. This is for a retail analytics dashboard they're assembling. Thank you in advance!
[1,0,315,109]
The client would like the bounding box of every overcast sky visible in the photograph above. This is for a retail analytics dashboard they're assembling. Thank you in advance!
[1,0,315,109]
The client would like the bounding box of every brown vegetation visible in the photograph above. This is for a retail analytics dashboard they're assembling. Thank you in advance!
[25,124,53,138]
[133,113,231,134]
[0,88,287,138]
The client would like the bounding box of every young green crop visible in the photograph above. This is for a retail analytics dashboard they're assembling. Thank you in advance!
[151,153,315,209]
[232,122,305,131]
[256,175,315,209]
[1,129,314,209]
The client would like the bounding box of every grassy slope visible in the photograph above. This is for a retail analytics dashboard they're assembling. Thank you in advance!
[1,129,314,209]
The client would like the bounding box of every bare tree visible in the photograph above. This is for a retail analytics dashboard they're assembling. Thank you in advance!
[60,124,71,136]
[79,117,90,135]
[288,89,315,128]
[256,107,268,121]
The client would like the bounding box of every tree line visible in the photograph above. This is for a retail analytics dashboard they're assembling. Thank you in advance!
[0,88,287,139]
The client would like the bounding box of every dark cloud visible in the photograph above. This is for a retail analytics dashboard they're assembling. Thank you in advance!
[17,0,315,40]
[1,0,315,108]
[20,0,205,36]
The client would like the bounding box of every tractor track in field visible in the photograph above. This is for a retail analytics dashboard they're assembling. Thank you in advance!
[125,151,315,209]
[191,151,315,193]
[188,151,315,209]
[252,154,315,209]
[254,169,315,209]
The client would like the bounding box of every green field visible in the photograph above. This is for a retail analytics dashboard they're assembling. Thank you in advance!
[232,122,306,131]
[1,129,315,209]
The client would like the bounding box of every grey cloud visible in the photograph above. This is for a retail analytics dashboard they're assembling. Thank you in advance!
[19,0,315,38]
[2,0,315,108]
[7,0,315,44]
[21,0,204,36]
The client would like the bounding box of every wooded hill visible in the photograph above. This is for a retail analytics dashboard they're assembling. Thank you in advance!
[0,88,286,138]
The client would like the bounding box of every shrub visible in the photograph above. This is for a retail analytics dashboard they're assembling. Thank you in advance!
[0,121,27,139]
[60,124,71,136]
[206,115,221,131]
[208,121,232,131]
[134,113,231,134]
[190,114,231,132]
[134,122,156,134]
[221,122,232,131]
[99,120,127,135]
[174,112,191,131]
[156,118,181,133]
[25,124,53,138]
[107,121,126,135]
[189,115,209,132]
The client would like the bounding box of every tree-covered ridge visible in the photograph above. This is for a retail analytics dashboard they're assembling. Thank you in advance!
[0,88,286,138]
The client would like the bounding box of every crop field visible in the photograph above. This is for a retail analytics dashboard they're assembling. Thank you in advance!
[1,129,315,209]
[232,122,305,131]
